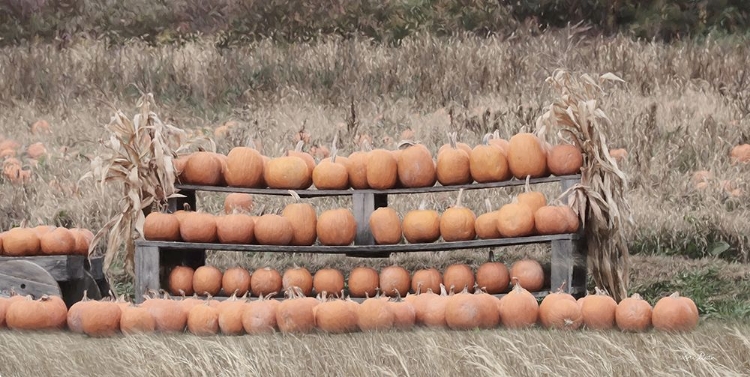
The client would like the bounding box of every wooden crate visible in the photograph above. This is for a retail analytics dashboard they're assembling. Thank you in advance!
[134,175,587,304]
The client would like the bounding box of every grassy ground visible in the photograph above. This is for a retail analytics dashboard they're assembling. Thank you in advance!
[0,321,747,377]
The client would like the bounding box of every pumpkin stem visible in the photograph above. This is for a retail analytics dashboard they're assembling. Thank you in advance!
[182,203,192,212]
[245,137,257,150]
[482,132,493,145]
[669,291,681,299]
[287,190,302,202]
[511,278,525,293]
[264,292,277,300]
[484,198,493,213]
[524,175,531,193]
[488,250,495,262]
[439,283,448,296]
[418,199,428,211]
[447,132,458,150]
[554,281,567,293]
[361,138,372,152]
[594,286,610,296]
[294,140,304,153]
[630,293,643,300]
[397,140,417,150]
[493,130,501,140]
[393,288,403,301]
[453,188,465,208]
[330,145,338,164]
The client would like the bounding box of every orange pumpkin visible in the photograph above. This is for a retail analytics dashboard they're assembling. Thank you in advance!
[507,133,548,179]
[615,293,653,332]
[312,147,349,190]
[286,141,316,176]
[224,146,265,188]
[264,156,312,190]
[224,193,254,214]
[357,297,395,331]
[538,291,582,330]
[347,142,371,189]
[193,266,223,296]
[348,267,380,298]
[397,141,436,188]
[222,267,251,297]
[476,261,510,294]
[498,280,539,328]
[40,227,76,255]
[369,207,402,245]
[496,203,535,238]
[313,268,345,296]
[254,214,294,245]
[547,144,583,176]
[316,208,357,246]
[314,299,358,333]
[436,132,472,186]
[380,265,411,297]
[470,133,511,183]
[534,205,580,235]
[411,268,442,294]
[179,212,218,243]
[182,151,224,186]
[475,199,502,239]
[366,149,398,189]
[216,213,255,244]
[730,144,750,164]
[282,266,314,297]
[581,287,617,330]
[243,293,280,334]
[168,266,195,296]
[439,189,476,242]
[443,264,475,294]
[2,227,41,256]
[251,267,283,297]
[509,259,544,292]
[144,212,181,241]
[402,202,441,243]
[281,192,318,246]
[651,292,699,332]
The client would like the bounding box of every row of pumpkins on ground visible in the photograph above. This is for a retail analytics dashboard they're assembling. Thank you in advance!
[0,283,698,337]
[167,259,548,298]
[144,189,578,246]
[174,131,583,190]
[0,225,94,256]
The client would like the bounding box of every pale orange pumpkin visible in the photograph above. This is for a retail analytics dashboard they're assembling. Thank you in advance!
[443,264,475,294]
[651,292,699,332]
[312,147,349,189]
[347,141,371,189]
[40,227,76,255]
[316,208,357,246]
[436,132,472,186]
[281,191,317,246]
[538,291,582,330]
[357,297,395,331]
[224,193,254,214]
[615,293,652,332]
[348,267,380,298]
[534,205,580,235]
[276,288,319,333]
[509,259,545,292]
[402,202,441,243]
[216,213,255,244]
[730,144,750,164]
[496,202,535,238]
[498,279,539,328]
[168,266,195,296]
[313,268,345,296]
[476,261,510,294]
[411,268,442,294]
[470,133,511,183]
[439,189,476,242]
[581,287,617,330]
[369,207,402,245]
[250,267,283,297]
[475,199,502,239]
[222,267,251,297]
[254,214,294,245]
[380,265,411,297]
[507,133,548,179]
[547,144,583,176]
[264,155,312,190]
[366,149,398,189]
[314,298,358,333]
[179,211,218,243]
[224,146,265,188]
[282,266,314,297]
[397,141,436,188]
[193,266,223,296]
[182,151,224,186]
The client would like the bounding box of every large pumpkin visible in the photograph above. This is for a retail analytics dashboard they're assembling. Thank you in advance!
[547,143,583,176]
[168,266,195,296]
[357,297,395,331]
[6,295,67,330]
[276,289,319,333]
[397,141,437,188]
[3,227,40,256]
[402,203,441,243]
[182,151,224,186]
[316,208,357,246]
[254,214,294,245]
[498,280,539,328]
[224,146,265,188]
[439,189,476,242]
[615,293,653,332]
[179,212,218,243]
[264,156,312,190]
[651,292,699,332]
[216,213,255,244]
[369,207,402,245]
[143,212,181,241]
[347,142,370,189]
[366,149,398,189]
[470,133,511,183]
[281,191,317,246]
[314,299,358,333]
[40,227,76,255]
[436,132,472,186]
[312,148,349,190]
[193,266,223,296]
[496,203,535,238]
[507,133,548,179]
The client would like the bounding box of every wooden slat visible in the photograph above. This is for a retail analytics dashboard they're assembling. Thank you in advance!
[175,174,581,198]
[136,233,579,255]
[0,255,84,281]
[135,245,160,304]
[86,256,105,281]
[0,260,62,299]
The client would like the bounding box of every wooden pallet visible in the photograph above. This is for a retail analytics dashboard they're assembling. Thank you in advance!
[134,175,587,304]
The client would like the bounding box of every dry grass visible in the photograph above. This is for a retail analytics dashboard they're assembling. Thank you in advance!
[0,321,747,376]
[0,29,748,302]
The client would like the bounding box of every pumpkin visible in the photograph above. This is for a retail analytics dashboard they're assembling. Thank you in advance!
[282,266,314,297]
[173,154,190,180]
[3,227,40,256]
[616,293,653,332]
[316,208,357,246]
[314,298,358,333]
[179,212,218,243]
[369,207,402,245]
[517,190,547,215]
[609,148,628,162]
[182,151,224,186]
[730,144,750,164]
[496,203,535,238]
[140,297,187,333]
[224,146,265,188]
[40,227,76,255]
[82,300,122,337]
[276,288,319,333]
[348,267,380,298]
[379,265,411,297]
[313,147,349,189]
[439,189,476,242]
[402,202,441,243]
[287,141,316,176]
[652,292,699,332]
[538,291,582,330]
[445,288,485,330]
[120,306,156,334]
[498,280,539,328]
[388,296,416,330]
[222,267,251,297]
[264,155,312,190]
[313,268,345,296]
[243,293,280,334]
[547,144,583,176]
[347,142,370,189]
[411,268,442,294]
[366,149,398,189]
[443,264,475,294]
[488,130,509,155]
[475,199,502,239]
[534,205,580,235]
[0,232,4,255]
[216,213,255,244]
[0,294,25,328]
[26,142,47,159]
[6,295,67,330]
[507,133,548,179]
[66,291,91,333]
[224,193,254,214]
[397,141,437,188]
[71,228,94,256]
[281,191,317,246]
[217,294,247,335]
[470,133,511,183]
[413,284,449,327]
[187,301,220,336]
[581,287,617,330]
[169,266,195,296]
[193,266,223,296]
[357,297,395,331]
[476,261,510,294]
[251,267,283,297]
[253,214,294,245]
[509,259,545,292]
[436,132,472,185]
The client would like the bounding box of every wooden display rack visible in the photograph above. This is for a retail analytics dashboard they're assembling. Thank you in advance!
[134,175,587,304]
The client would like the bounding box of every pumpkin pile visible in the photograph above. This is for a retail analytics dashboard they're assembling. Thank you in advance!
[0,287,700,336]
[0,225,95,256]
[175,132,582,190]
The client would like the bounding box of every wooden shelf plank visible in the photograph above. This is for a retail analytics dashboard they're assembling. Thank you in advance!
[136,233,579,254]
[0,255,85,281]
[174,174,581,197]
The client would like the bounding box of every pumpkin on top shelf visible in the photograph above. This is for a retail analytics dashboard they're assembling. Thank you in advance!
[436,132,472,186]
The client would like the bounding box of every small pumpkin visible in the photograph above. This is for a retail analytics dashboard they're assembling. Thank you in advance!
[312,145,349,190]
[443,264,475,294]
[281,191,317,246]
[276,287,319,333]
[507,133,548,179]
[314,298,358,333]
[730,144,750,164]
[254,214,294,245]
[169,266,195,296]
[179,211,218,243]
[509,259,545,292]
[224,146,265,188]
[547,143,583,176]
[475,199,502,239]
[193,266,223,296]
[264,155,312,190]
[6,295,67,331]
[397,141,437,188]
[476,261,510,294]
[316,208,357,246]
[439,189,476,242]
[243,293,280,334]
[3,226,41,256]
[496,202,535,238]
[411,268,442,294]
[187,300,220,336]
[534,205,580,235]
[222,267,251,297]
[615,293,653,332]
[216,213,255,244]
[581,287,617,330]
[402,201,441,243]
[250,267,283,297]
[498,279,539,328]
[347,141,371,189]
[369,207,402,245]
[282,266,314,297]
[224,193,254,214]
[470,133,511,183]
[217,293,247,335]
[366,149,399,189]
[538,291,582,330]
[348,267,380,298]
[313,268,345,296]
[357,297,395,331]
[379,265,411,297]
[517,184,547,215]
[436,132,472,186]
[182,151,224,186]
[651,292,699,332]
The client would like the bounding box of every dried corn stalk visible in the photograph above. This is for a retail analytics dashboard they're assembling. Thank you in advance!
[536,69,632,302]
[81,93,192,278]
